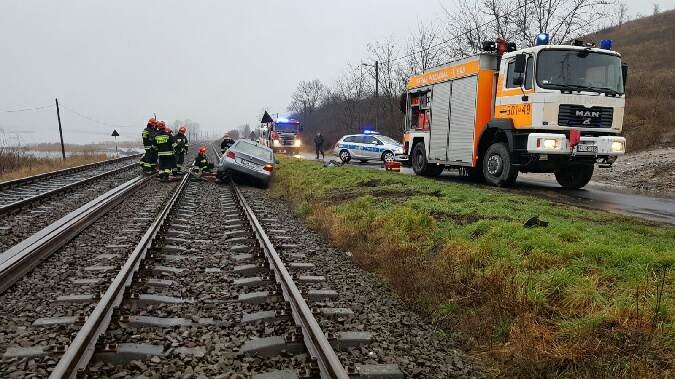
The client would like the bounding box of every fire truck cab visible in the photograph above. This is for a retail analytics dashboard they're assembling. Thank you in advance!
[402,36,627,189]
[260,117,303,155]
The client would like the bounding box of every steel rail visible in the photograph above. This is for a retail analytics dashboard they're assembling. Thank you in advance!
[232,184,349,379]
[0,161,140,215]
[49,174,189,379]
[0,176,150,294]
[0,153,142,191]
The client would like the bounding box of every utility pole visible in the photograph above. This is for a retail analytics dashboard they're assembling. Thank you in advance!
[362,61,379,131]
[55,98,66,160]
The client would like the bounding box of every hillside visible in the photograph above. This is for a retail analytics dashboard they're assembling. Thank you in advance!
[590,10,675,150]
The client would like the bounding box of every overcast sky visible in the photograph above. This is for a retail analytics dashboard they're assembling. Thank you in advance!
[0,0,671,145]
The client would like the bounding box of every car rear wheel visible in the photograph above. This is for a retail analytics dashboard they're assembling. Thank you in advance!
[339,149,351,163]
[482,142,518,187]
[554,164,594,189]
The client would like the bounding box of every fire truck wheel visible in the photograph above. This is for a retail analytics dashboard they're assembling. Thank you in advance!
[483,142,518,187]
[339,149,351,163]
[554,164,594,189]
[411,142,444,177]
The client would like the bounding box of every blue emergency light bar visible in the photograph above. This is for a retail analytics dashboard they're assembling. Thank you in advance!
[599,39,613,50]
[535,33,550,45]
[362,130,380,135]
[276,117,300,124]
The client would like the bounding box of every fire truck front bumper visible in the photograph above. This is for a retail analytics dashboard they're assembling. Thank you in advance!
[526,133,626,157]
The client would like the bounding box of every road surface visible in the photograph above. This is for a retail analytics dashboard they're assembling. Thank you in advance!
[301,153,675,225]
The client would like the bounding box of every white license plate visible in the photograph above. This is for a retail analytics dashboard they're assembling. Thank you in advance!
[577,145,598,153]
[237,158,259,169]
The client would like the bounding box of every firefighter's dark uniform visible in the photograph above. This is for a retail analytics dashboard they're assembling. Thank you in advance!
[141,125,157,173]
[194,153,213,172]
[174,132,189,173]
[153,129,177,180]
[220,138,234,154]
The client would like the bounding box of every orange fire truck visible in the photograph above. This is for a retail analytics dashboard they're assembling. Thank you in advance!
[401,35,627,188]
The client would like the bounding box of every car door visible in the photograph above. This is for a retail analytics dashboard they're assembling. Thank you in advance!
[349,135,366,158]
[360,135,380,159]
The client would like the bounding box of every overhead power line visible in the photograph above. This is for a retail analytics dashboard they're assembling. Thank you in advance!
[59,103,135,129]
[0,104,55,113]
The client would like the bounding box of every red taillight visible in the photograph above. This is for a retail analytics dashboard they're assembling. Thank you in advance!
[263,164,274,172]
[226,150,235,159]
[271,131,280,140]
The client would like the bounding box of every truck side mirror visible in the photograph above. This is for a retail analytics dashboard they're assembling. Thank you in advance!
[512,76,524,86]
[621,63,629,87]
[514,54,526,74]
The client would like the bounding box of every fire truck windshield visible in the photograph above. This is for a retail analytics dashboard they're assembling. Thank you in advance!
[275,123,301,133]
[536,50,624,95]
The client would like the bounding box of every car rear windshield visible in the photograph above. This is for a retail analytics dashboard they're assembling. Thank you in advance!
[236,141,272,161]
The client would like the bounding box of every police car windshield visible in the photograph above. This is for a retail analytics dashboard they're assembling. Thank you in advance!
[275,123,301,133]
[536,50,624,95]
[376,136,400,145]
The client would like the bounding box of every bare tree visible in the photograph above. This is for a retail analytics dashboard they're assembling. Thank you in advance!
[404,21,449,75]
[442,0,616,56]
[240,124,252,139]
[287,79,327,122]
[227,129,240,140]
[615,1,628,26]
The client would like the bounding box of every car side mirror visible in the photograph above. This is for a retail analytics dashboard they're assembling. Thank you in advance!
[512,76,524,86]
[621,63,628,87]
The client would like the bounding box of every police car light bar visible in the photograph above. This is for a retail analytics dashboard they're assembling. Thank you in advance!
[362,130,380,135]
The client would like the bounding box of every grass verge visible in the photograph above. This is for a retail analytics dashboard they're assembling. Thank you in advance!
[272,157,675,378]
[0,152,111,182]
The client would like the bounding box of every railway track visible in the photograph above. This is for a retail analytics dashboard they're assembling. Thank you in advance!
[0,171,402,378]
[0,154,142,215]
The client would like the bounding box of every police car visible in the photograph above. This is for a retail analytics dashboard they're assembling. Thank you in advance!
[334,131,406,163]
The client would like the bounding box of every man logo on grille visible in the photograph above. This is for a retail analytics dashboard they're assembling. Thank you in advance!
[576,110,600,118]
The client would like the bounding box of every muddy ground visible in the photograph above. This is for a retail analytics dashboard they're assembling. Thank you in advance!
[592,147,675,195]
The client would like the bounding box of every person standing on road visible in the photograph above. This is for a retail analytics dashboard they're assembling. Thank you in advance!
[174,126,189,174]
[141,118,158,174]
[314,132,325,160]
[153,122,177,181]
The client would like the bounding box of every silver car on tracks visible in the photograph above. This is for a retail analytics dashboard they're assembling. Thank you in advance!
[217,140,276,187]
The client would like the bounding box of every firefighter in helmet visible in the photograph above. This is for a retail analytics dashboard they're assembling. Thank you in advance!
[141,118,158,174]
[152,121,177,181]
[220,133,235,154]
[194,146,213,172]
[173,126,189,174]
